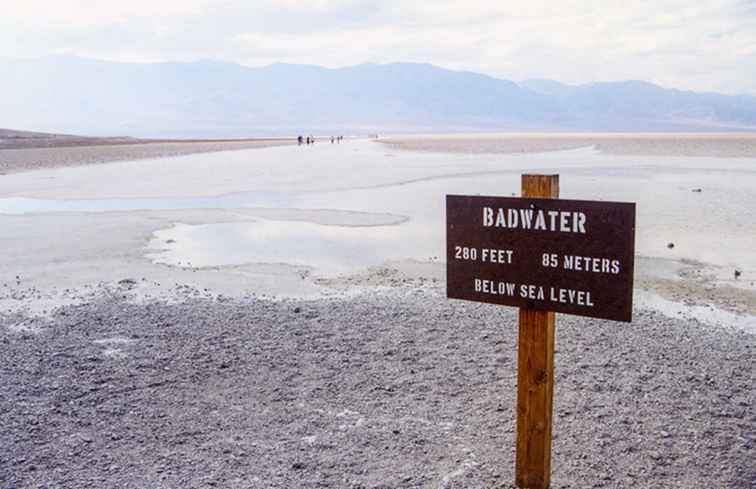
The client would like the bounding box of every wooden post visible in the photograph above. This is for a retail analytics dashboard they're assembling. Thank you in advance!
[516,174,559,489]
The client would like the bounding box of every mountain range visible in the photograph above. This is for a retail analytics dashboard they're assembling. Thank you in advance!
[2,55,755,137]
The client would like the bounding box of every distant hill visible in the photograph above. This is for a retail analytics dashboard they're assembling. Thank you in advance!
[2,56,755,137]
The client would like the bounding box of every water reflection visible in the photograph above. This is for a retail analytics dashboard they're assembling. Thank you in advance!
[146,219,441,277]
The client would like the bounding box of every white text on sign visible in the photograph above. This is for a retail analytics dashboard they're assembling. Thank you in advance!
[482,207,587,234]
[454,246,514,264]
[473,279,595,307]
[541,254,621,274]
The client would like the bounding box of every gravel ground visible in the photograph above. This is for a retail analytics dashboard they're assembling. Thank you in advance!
[0,140,296,174]
[1,287,754,489]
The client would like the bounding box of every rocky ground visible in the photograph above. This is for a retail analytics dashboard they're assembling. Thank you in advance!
[1,286,753,489]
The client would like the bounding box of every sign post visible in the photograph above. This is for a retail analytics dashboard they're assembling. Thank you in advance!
[516,174,558,489]
[446,173,635,489]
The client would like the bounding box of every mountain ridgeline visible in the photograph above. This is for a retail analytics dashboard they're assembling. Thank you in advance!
[3,56,756,137]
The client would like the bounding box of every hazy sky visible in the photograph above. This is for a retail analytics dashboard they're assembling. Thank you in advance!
[3,0,756,94]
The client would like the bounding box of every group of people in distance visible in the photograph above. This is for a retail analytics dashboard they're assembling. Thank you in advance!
[297,135,344,145]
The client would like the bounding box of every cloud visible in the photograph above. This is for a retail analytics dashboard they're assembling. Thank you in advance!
[1,0,754,94]
[0,0,210,26]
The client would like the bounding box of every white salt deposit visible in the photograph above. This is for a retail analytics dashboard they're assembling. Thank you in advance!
[0,139,754,323]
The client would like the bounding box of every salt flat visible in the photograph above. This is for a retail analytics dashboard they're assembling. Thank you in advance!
[382,132,756,158]
[0,137,754,325]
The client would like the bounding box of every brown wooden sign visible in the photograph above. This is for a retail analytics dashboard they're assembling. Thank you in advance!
[447,194,635,322]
